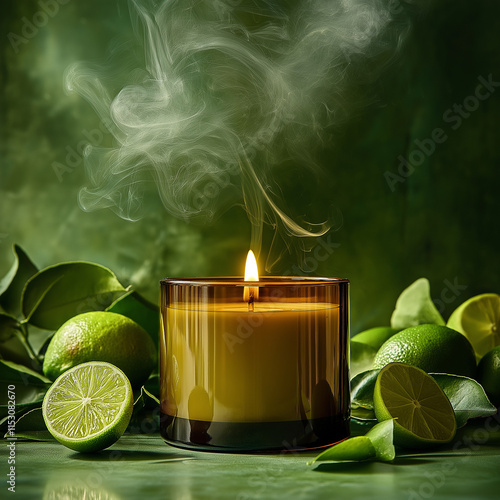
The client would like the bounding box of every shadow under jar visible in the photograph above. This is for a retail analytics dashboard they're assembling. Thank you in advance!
[160,277,350,452]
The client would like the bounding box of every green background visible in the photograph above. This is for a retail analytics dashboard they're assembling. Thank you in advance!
[1,0,499,334]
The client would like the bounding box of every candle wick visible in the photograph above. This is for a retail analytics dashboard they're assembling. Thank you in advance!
[248,292,255,312]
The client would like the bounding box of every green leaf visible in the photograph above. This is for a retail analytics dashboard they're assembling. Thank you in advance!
[431,373,498,428]
[350,341,377,379]
[351,407,377,421]
[0,360,50,425]
[351,369,498,428]
[3,407,53,441]
[308,420,395,465]
[351,369,380,411]
[0,313,33,366]
[0,359,51,384]
[0,244,38,317]
[366,419,396,461]
[21,262,127,330]
[391,278,445,330]
[27,325,55,358]
[308,436,377,465]
[107,290,159,344]
[133,385,160,415]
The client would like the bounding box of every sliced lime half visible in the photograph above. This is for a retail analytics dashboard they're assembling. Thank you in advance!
[42,361,134,452]
[374,362,456,449]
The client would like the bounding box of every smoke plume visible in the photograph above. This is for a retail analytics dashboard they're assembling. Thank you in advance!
[66,0,414,270]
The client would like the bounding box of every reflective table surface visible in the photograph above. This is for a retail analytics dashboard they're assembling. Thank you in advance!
[12,424,500,500]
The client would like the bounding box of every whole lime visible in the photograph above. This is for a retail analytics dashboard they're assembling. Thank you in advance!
[477,346,500,406]
[373,324,476,378]
[43,311,157,387]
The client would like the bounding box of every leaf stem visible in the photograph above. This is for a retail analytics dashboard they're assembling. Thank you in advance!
[14,325,42,370]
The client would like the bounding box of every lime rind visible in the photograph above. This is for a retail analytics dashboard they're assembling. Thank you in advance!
[42,362,133,452]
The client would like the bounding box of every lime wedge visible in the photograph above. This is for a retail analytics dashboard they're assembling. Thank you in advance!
[447,293,500,360]
[374,362,456,449]
[42,362,134,452]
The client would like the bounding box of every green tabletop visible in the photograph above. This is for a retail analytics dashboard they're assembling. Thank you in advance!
[11,426,500,500]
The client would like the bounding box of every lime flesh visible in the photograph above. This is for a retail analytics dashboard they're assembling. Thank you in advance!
[447,293,500,360]
[374,363,456,449]
[42,362,134,452]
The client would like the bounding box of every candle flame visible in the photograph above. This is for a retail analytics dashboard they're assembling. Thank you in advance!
[244,250,259,304]
[244,250,259,282]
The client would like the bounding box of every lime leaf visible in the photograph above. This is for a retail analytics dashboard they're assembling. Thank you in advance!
[128,386,161,433]
[3,408,53,441]
[0,360,50,424]
[308,436,377,465]
[0,359,51,384]
[0,313,19,341]
[365,419,396,461]
[351,369,380,410]
[0,313,33,366]
[0,245,38,317]
[350,341,377,378]
[107,290,159,344]
[351,407,377,421]
[133,386,160,416]
[431,373,497,428]
[21,262,127,330]
[11,430,54,441]
[391,278,445,330]
[308,420,395,466]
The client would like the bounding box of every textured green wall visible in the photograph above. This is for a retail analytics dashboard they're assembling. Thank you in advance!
[1,0,499,333]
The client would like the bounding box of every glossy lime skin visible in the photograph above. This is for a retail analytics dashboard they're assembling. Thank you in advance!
[373,324,476,378]
[478,346,500,406]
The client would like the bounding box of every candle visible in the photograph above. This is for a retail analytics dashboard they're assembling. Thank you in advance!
[160,256,350,452]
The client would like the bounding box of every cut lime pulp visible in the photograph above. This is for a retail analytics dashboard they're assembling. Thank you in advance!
[374,362,456,449]
[42,362,134,452]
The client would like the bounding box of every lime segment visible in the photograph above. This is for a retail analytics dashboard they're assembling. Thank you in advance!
[42,362,134,452]
[374,363,456,448]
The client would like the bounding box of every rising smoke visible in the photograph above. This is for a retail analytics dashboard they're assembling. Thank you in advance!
[66,0,416,270]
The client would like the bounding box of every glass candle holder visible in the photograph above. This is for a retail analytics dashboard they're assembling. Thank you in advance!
[160,277,350,452]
